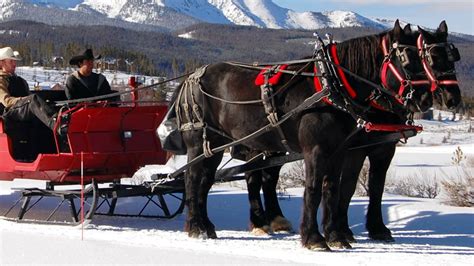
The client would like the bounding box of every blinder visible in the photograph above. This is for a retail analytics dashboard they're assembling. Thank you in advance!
[393,42,419,68]
[447,43,461,62]
[396,47,410,67]
[424,42,461,66]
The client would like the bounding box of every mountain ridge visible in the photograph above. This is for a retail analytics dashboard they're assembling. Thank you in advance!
[0,0,387,31]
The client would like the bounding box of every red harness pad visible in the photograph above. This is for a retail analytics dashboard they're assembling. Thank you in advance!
[255,65,288,86]
[365,123,423,133]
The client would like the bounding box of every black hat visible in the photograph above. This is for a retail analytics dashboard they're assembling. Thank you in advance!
[69,49,101,66]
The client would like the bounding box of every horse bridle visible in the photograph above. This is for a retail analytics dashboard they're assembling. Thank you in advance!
[416,34,460,93]
[380,35,431,108]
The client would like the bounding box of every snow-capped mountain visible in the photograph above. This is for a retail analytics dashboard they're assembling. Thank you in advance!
[0,0,387,31]
[0,0,190,31]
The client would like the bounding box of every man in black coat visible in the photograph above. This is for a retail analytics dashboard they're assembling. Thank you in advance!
[66,49,115,100]
[0,47,57,131]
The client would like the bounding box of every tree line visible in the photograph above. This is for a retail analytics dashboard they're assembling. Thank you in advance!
[0,20,472,97]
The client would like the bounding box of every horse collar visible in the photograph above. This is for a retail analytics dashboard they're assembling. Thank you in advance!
[316,42,394,113]
[313,43,362,107]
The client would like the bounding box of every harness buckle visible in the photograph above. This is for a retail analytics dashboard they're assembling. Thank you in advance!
[364,122,373,132]
[267,113,279,126]
[356,118,368,129]
[402,80,411,88]
[405,89,414,100]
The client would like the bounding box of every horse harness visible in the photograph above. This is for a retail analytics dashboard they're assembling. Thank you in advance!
[379,35,431,107]
[416,35,460,93]
[255,64,299,152]
[174,66,217,157]
[174,34,427,159]
[314,35,433,119]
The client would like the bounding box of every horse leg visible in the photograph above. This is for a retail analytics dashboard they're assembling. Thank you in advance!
[184,163,207,238]
[183,131,221,239]
[336,149,367,243]
[300,146,330,251]
[199,152,223,239]
[261,166,293,233]
[322,157,353,249]
[366,143,396,242]
[246,170,271,235]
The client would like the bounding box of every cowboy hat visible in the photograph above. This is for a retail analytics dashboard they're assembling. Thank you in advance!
[69,48,101,66]
[0,47,22,61]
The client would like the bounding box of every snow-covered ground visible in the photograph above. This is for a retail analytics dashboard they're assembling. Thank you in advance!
[1,188,473,265]
[15,66,173,90]
[0,67,473,264]
[1,118,473,265]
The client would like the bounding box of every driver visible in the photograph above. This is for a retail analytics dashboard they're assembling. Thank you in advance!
[0,47,58,132]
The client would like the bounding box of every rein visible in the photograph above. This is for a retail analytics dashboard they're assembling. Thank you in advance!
[225,56,410,110]
[165,87,331,180]
[54,72,193,106]
[199,60,317,105]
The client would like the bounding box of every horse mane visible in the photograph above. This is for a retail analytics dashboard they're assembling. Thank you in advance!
[335,31,388,82]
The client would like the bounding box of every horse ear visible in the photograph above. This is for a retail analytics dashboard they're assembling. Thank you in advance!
[393,19,402,40]
[417,26,428,37]
[418,26,435,43]
[436,20,448,39]
[403,24,412,35]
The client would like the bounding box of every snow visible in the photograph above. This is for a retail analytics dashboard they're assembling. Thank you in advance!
[0,29,21,35]
[2,0,389,31]
[178,31,195,39]
[1,185,473,264]
[15,66,172,90]
[82,0,127,18]
[1,116,473,264]
[167,0,232,24]
[286,10,326,30]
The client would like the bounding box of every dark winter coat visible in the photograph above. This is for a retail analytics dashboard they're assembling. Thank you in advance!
[65,71,113,100]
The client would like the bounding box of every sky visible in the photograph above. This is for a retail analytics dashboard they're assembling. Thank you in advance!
[273,0,474,35]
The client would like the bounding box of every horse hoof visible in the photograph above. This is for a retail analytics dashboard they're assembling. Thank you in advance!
[270,216,294,233]
[188,229,208,239]
[369,233,395,242]
[207,229,218,239]
[251,226,272,236]
[328,240,352,249]
[344,233,357,243]
[305,242,332,252]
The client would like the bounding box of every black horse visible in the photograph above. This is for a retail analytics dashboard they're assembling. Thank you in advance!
[334,20,462,243]
[241,20,462,242]
[232,148,292,235]
[239,21,435,239]
[172,21,432,250]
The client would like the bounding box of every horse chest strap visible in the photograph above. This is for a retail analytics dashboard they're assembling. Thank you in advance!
[177,65,208,131]
[259,81,294,153]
